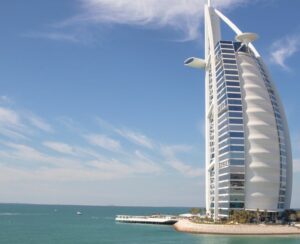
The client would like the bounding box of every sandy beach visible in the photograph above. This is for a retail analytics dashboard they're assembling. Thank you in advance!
[174,220,300,235]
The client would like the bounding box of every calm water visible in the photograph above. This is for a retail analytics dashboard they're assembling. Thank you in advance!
[0,204,299,244]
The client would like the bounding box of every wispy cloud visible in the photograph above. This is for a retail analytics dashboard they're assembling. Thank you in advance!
[95,117,201,177]
[0,107,20,126]
[133,150,162,174]
[84,133,121,152]
[161,145,203,177]
[88,152,162,177]
[0,128,29,141]
[0,107,28,140]
[23,32,80,43]
[66,0,251,41]
[1,142,82,168]
[0,96,13,104]
[26,113,54,133]
[115,128,154,149]
[96,117,154,149]
[0,142,162,182]
[294,159,300,173]
[0,106,53,140]
[3,143,52,163]
[57,116,84,134]
[270,34,300,70]
[0,100,202,185]
[0,137,165,183]
[0,164,124,182]
[68,0,204,41]
[25,0,253,43]
[43,141,75,155]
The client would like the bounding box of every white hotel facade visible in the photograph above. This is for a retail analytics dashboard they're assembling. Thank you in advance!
[185,0,293,219]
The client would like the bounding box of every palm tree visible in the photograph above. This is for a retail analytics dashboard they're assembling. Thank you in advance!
[296,210,300,222]
[189,208,200,215]
[264,209,268,221]
[255,208,261,224]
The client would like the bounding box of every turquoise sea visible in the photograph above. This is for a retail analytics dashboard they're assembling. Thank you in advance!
[0,204,299,244]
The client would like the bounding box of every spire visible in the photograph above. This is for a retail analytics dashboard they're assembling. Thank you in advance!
[206,0,211,7]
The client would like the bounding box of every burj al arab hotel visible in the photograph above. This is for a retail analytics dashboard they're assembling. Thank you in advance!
[185,0,293,219]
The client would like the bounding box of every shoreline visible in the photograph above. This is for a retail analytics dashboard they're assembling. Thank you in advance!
[174,220,300,236]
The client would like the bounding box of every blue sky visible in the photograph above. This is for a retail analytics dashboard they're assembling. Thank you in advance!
[0,0,299,207]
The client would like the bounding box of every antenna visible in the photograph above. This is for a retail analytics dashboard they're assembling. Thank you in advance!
[207,0,211,6]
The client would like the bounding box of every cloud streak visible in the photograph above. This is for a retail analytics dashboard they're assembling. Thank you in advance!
[0,99,202,186]
[0,107,29,140]
[0,105,54,141]
[115,128,154,149]
[161,145,203,177]
[70,0,251,41]
[84,133,121,152]
[43,141,75,155]
[0,96,205,206]
[95,117,202,177]
[27,113,54,133]
[23,32,80,43]
[24,0,253,43]
[270,34,300,70]
[1,142,82,168]
[0,107,20,125]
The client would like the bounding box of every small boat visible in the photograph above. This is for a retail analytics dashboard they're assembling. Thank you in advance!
[115,215,178,225]
[76,211,82,215]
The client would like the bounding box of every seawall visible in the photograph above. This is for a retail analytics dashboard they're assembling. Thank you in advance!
[174,220,300,235]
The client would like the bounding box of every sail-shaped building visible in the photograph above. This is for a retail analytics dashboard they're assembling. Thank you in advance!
[185,0,293,219]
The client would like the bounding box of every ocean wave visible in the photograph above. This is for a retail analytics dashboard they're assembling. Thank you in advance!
[0,212,49,216]
[0,212,21,216]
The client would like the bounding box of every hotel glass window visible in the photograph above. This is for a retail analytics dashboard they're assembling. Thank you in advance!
[227,87,241,92]
[226,75,239,81]
[230,195,244,201]
[230,174,244,180]
[230,181,244,187]
[229,119,243,124]
[223,59,237,64]
[228,99,242,105]
[229,202,244,208]
[226,81,240,87]
[227,93,241,99]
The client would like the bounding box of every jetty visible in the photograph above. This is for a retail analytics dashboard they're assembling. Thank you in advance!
[115,215,178,225]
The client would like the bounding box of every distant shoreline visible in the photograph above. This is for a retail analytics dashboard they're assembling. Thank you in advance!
[174,220,300,236]
[0,203,198,208]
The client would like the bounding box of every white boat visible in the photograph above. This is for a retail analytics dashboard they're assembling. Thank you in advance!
[115,215,178,225]
[76,211,82,215]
